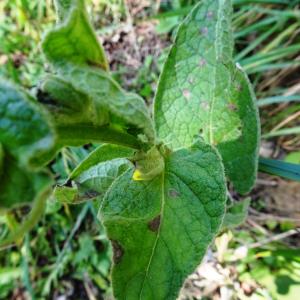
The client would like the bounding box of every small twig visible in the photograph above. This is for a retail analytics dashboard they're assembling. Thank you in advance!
[271,110,300,132]
[248,228,300,249]
[83,273,97,300]
[246,218,270,235]
[256,178,278,186]
[249,208,300,223]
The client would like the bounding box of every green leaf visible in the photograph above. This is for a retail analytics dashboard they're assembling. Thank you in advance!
[38,74,144,150]
[132,146,165,181]
[100,141,227,299]
[38,75,106,126]
[154,0,260,194]
[43,0,108,70]
[56,65,155,143]
[222,198,250,229]
[0,144,4,178]
[54,144,135,203]
[0,80,56,170]
[55,125,142,150]
[0,152,52,211]
[42,0,154,145]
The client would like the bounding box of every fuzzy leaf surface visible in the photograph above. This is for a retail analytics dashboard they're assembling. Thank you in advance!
[100,141,227,300]
[222,198,250,229]
[38,75,102,126]
[39,75,143,150]
[0,80,56,170]
[43,0,108,70]
[57,65,155,143]
[54,144,134,203]
[154,0,260,193]
[42,0,154,144]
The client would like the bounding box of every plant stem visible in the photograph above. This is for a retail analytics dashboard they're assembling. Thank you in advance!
[56,125,142,150]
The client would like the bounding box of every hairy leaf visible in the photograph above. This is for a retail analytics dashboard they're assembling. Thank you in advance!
[0,80,56,170]
[222,198,250,229]
[42,0,154,145]
[55,125,141,149]
[57,65,155,143]
[54,144,135,203]
[132,146,165,181]
[38,75,106,126]
[39,75,145,152]
[100,141,227,299]
[43,0,108,70]
[154,0,260,193]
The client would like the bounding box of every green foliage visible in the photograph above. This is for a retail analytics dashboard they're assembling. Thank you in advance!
[44,0,109,70]
[55,144,135,203]
[154,0,260,194]
[222,198,250,229]
[0,81,53,213]
[0,81,55,170]
[101,141,226,299]
[0,0,263,298]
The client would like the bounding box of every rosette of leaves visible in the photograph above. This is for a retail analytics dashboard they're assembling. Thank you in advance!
[0,0,260,298]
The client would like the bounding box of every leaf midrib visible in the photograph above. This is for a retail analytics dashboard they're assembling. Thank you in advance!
[209,1,224,145]
[139,171,165,299]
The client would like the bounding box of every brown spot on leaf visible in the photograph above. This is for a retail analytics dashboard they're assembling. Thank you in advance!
[206,11,213,19]
[168,188,180,198]
[84,190,101,199]
[148,215,161,232]
[12,53,25,68]
[200,27,208,35]
[111,240,124,264]
[199,58,206,67]
[227,103,237,111]
[183,89,191,100]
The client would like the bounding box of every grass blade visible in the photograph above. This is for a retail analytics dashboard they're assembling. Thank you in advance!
[259,158,300,181]
[258,95,300,107]
[262,127,300,138]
